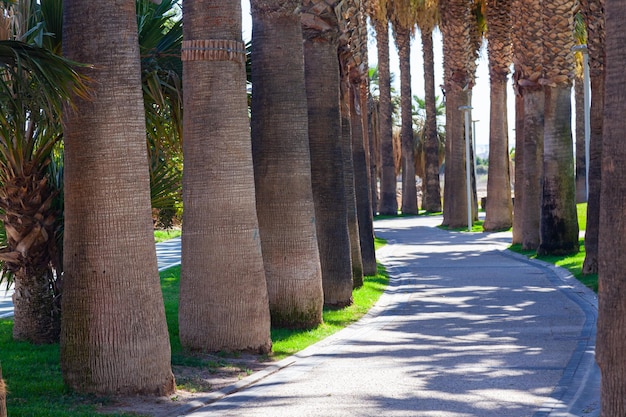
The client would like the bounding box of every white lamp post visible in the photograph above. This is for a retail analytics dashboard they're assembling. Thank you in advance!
[459,105,473,231]
[572,44,590,201]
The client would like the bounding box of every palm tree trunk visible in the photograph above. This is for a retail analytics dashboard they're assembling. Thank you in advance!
[179,0,271,351]
[341,71,364,288]
[304,29,353,308]
[520,89,544,250]
[61,0,175,394]
[484,77,512,231]
[581,0,605,275]
[395,28,417,215]
[597,2,626,412]
[368,96,380,214]
[352,81,378,276]
[374,18,397,216]
[512,92,524,244]
[574,75,587,203]
[421,27,442,213]
[250,1,323,329]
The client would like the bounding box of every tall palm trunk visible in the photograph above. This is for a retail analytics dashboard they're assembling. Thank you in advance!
[511,92,524,244]
[421,26,442,213]
[597,1,626,412]
[581,0,605,275]
[537,0,579,256]
[61,0,175,394]
[440,0,473,228]
[395,27,417,214]
[373,17,397,215]
[511,0,544,250]
[250,1,323,329]
[483,0,512,232]
[574,72,587,203]
[303,1,353,308]
[352,78,378,276]
[179,0,271,351]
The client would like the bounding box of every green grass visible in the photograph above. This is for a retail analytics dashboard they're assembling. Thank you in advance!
[508,202,597,293]
[154,228,181,243]
[0,236,389,416]
[0,321,133,417]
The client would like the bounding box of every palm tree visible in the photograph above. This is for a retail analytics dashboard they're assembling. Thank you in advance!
[61,0,175,394]
[0,28,88,344]
[511,0,544,251]
[483,0,513,231]
[250,0,324,329]
[537,0,579,256]
[416,0,442,213]
[390,0,418,215]
[580,0,605,274]
[573,12,587,204]
[178,0,271,352]
[302,0,353,308]
[439,0,475,228]
[368,0,397,215]
[597,1,626,412]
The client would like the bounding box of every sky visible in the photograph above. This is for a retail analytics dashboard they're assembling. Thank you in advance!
[239,1,517,156]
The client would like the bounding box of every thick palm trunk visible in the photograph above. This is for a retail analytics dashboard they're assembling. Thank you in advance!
[538,86,579,255]
[352,81,378,276]
[484,78,512,231]
[421,27,442,213]
[304,32,353,308]
[179,0,271,351]
[250,2,323,329]
[597,2,626,412]
[581,0,605,275]
[368,96,380,214]
[396,28,417,215]
[374,18,397,216]
[520,90,544,250]
[61,0,175,394]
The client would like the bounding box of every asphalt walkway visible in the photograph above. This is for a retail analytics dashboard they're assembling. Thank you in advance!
[178,215,600,417]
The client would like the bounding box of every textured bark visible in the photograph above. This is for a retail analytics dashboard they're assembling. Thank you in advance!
[574,76,587,203]
[303,10,353,307]
[374,17,397,215]
[483,0,512,231]
[394,28,417,215]
[511,92,524,244]
[538,86,579,255]
[597,2,626,413]
[511,0,544,250]
[581,0,605,275]
[341,71,364,288]
[368,96,379,215]
[351,82,377,276]
[250,2,323,329]
[61,0,175,395]
[440,0,474,228]
[421,27,442,213]
[538,0,579,256]
[179,0,271,352]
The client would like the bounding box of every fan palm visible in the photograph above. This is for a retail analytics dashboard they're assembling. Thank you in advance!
[0,39,87,343]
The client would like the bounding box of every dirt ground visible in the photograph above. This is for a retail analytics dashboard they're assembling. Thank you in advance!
[98,352,276,417]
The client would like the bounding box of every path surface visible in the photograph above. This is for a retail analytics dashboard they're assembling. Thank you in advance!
[0,237,182,319]
[178,216,599,417]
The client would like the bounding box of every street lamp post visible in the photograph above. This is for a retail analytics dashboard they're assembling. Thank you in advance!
[572,44,590,201]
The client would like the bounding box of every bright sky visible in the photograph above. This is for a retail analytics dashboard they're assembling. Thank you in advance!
[240,0,517,155]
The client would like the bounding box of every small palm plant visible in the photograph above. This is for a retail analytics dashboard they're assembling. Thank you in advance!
[0,40,88,343]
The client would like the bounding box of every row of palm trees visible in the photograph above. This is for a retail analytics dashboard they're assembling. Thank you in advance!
[2,0,626,414]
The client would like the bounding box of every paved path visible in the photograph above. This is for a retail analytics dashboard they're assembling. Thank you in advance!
[177,215,600,417]
[0,237,182,319]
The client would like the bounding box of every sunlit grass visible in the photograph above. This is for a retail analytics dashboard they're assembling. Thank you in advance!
[154,228,181,243]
